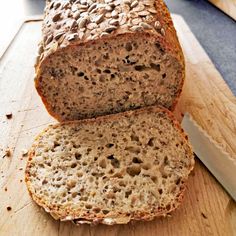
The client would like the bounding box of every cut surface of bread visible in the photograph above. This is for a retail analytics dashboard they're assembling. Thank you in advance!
[35,0,185,121]
[25,106,194,225]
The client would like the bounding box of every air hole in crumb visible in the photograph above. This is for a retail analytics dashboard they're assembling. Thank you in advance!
[132,157,143,164]
[125,146,140,154]
[125,190,132,198]
[93,208,101,213]
[72,192,77,198]
[75,153,82,160]
[77,172,83,178]
[125,42,132,51]
[85,204,92,209]
[106,143,114,148]
[151,176,158,183]
[104,69,111,74]
[77,72,84,77]
[99,159,106,168]
[162,73,166,79]
[147,138,155,146]
[110,158,120,168]
[142,163,151,170]
[102,210,109,214]
[42,179,48,185]
[158,189,163,195]
[126,165,141,177]
[53,141,60,148]
[176,178,181,185]
[71,163,77,168]
[134,65,145,71]
[107,155,114,160]
[150,63,160,72]
[131,134,139,142]
[82,162,87,166]
[119,181,125,187]
[108,169,114,174]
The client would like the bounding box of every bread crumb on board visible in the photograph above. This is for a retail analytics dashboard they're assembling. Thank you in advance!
[2,148,12,158]
[7,206,12,211]
[6,113,13,119]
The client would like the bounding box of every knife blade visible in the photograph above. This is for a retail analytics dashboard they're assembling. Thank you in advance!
[181,113,236,201]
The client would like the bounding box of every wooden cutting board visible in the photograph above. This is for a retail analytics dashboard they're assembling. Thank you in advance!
[0,15,235,236]
[208,0,236,20]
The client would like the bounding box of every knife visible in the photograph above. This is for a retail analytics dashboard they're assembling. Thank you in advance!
[181,113,236,201]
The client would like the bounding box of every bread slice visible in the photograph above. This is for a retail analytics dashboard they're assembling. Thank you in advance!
[25,106,194,225]
[35,0,185,121]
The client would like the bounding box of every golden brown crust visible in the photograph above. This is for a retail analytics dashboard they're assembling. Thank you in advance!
[25,105,194,225]
[35,0,185,120]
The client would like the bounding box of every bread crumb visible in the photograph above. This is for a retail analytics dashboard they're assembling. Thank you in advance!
[20,179,23,183]
[19,168,23,171]
[6,113,13,119]
[21,149,28,157]
[4,187,7,191]
[2,148,11,158]
[7,206,12,211]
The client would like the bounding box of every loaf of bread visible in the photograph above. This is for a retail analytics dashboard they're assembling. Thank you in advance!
[25,106,194,225]
[35,0,185,121]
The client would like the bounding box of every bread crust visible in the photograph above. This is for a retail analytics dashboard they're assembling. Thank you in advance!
[25,106,194,225]
[35,0,185,121]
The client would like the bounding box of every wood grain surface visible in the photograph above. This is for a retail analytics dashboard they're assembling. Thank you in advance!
[208,0,236,20]
[0,15,235,236]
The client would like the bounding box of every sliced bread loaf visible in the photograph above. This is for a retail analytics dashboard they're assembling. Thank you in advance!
[25,106,194,225]
[35,0,185,121]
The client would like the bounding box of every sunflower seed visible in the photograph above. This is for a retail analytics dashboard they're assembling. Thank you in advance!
[92,14,104,24]
[80,12,89,17]
[114,0,122,6]
[88,3,97,12]
[124,0,131,5]
[52,13,61,22]
[80,0,88,5]
[105,25,117,33]
[143,1,153,6]
[138,10,149,16]
[154,21,161,30]
[105,12,112,18]
[109,19,119,26]
[128,11,138,18]
[78,31,84,39]
[105,0,113,3]
[67,33,78,41]
[90,29,98,35]
[73,12,80,20]
[131,18,142,25]
[49,1,54,10]
[54,32,64,40]
[131,0,138,8]
[148,8,157,14]
[132,4,145,12]
[54,2,61,10]
[130,25,143,31]
[61,2,70,10]
[111,10,119,18]
[70,20,78,30]
[161,28,165,36]
[105,5,113,11]
[78,4,88,10]
[119,13,128,25]
[78,17,88,28]
[100,32,109,37]
[87,22,98,30]
[140,22,153,29]
[45,34,53,44]
[38,45,43,54]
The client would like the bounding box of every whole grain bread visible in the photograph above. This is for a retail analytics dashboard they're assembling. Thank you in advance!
[25,106,194,225]
[35,0,185,121]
